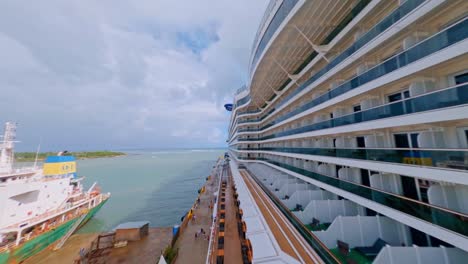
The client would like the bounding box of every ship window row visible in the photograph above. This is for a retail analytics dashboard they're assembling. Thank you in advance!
[231,1,466,135]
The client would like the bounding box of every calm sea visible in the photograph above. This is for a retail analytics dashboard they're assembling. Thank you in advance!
[75,149,224,233]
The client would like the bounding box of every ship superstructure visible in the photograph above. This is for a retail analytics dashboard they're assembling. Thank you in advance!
[226,0,468,263]
[0,122,109,263]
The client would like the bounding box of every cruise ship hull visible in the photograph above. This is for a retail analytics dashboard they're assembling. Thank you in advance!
[0,199,107,264]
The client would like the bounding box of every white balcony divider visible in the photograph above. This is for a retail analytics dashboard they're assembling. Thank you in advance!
[271,178,298,192]
[294,200,361,224]
[370,173,403,195]
[259,173,283,185]
[282,190,336,210]
[278,183,313,198]
[373,246,468,264]
[313,215,407,248]
[418,130,446,148]
[408,78,435,97]
[318,163,336,177]
[428,184,468,215]
[338,167,361,184]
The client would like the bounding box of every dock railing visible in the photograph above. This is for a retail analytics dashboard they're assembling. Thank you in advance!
[205,161,224,264]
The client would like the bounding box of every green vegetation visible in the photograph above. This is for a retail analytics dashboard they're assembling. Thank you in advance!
[163,246,179,264]
[330,248,373,264]
[305,223,331,231]
[15,151,126,162]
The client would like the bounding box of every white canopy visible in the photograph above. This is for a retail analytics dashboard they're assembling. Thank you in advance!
[158,255,167,264]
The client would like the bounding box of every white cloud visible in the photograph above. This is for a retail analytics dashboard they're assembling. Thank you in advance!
[0,0,269,151]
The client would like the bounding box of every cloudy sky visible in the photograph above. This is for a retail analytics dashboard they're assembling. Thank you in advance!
[0,0,268,151]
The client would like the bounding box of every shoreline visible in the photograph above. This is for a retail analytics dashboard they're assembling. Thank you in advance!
[15,152,127,162]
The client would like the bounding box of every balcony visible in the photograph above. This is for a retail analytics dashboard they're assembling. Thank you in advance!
[244,161,468,262]
[236,83,468,141]
[244,164,341,264]
[239,157,468,238]
[236,146,468,172]
[271,0,426,113]
[233,6,464,130]
[235,94,251,108]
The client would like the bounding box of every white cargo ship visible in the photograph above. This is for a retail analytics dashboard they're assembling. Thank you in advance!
[0,122,110,263]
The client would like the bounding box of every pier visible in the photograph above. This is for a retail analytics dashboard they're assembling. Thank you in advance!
[205,160,244,263]
[24,227,173,264]
[172,169,218,264]
[174,157,249,264]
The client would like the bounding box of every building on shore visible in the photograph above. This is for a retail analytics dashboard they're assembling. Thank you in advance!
[226,0,468,263]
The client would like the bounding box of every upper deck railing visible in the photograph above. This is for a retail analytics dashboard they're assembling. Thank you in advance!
[249,0,299,78]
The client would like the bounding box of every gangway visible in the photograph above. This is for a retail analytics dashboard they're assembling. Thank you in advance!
[54,213,87,250]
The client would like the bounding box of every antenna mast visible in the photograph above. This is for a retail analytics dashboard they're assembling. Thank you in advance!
[33,141,41,169]
[0,122,17,174]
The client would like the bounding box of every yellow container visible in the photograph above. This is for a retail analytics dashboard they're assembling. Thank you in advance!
[43,161,76,175]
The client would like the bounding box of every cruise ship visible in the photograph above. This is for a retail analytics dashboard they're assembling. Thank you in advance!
[225,0,468,263]
[0,122,110,263]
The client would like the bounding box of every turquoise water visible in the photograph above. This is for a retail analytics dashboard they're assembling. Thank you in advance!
[76,149,223,233]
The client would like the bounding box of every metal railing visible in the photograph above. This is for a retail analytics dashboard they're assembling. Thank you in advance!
[234,146,468,171]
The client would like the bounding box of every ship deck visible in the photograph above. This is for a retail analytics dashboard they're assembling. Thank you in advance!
[172,165,240,264]
[240,169,323,263]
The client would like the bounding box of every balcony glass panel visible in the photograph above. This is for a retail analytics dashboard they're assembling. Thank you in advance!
[239,109,261,116]
[236,94,250,107]
[237,147,468,171]
[238,83,468,141]
[251,0,299,71]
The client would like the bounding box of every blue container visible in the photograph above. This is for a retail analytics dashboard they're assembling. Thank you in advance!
[173,225,180,236]
[45,156,76,163]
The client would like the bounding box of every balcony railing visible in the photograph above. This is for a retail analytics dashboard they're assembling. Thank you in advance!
[235,147,468,171]
[235,94,251,107]
[235,85,248,95]
[235,0,432,128]
[236,83,468,142]
[238,157,468,237]
[239,109,261,116]
[250,0,299,73]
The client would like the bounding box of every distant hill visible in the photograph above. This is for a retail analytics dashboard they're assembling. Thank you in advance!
[15,151,126,162]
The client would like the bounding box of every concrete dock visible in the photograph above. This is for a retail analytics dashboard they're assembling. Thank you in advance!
[173,173,218,264]
[25,233,98,264]
[25,227,172,264]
